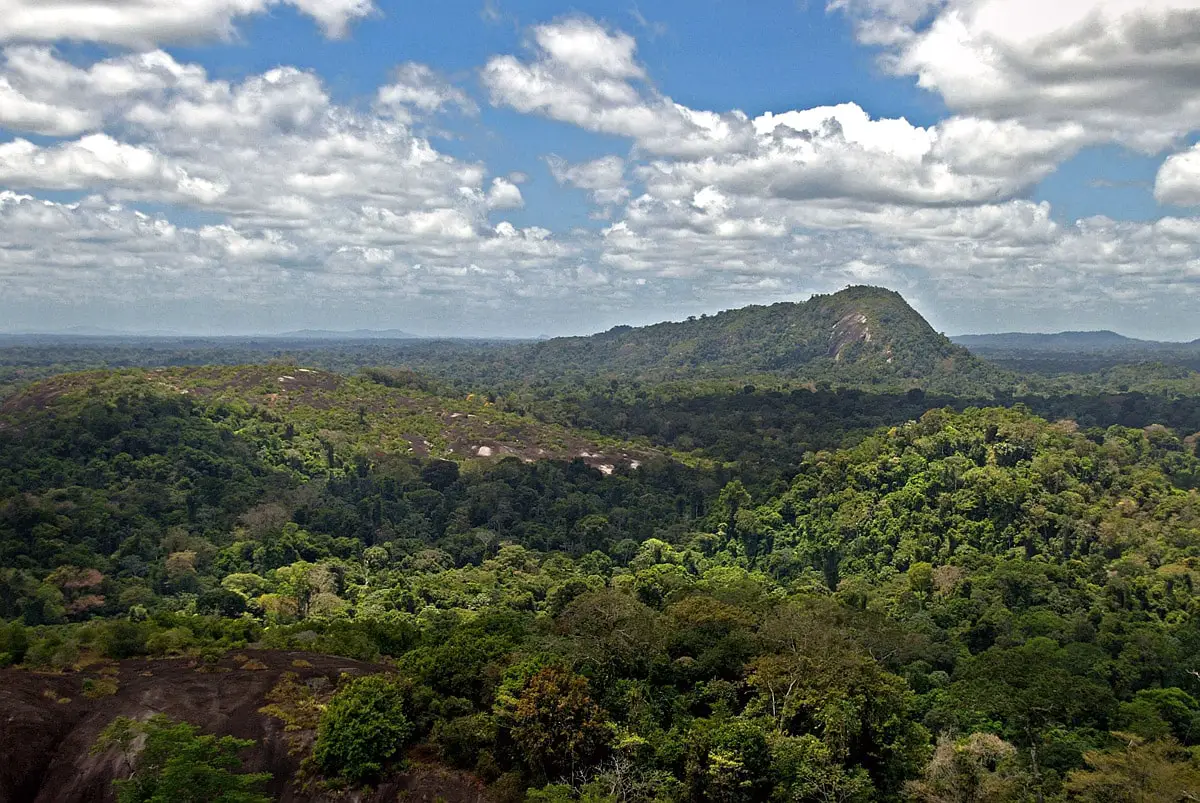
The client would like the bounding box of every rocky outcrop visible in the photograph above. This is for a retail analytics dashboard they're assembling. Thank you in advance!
[0,651,490,803]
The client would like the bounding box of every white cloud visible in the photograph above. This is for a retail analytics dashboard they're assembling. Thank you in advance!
[533,17,642,76]
[0,75,96,135]
[376,63,477,117]
[0,189,578,314]
[487,23,1083,207]
[0,134,235,207]
[594,189,1200,327]
[547,155,630,206]
[0,46,578,327]
[0,48,494,218]
[286,0,375,37]
[486,177,524,210]
[651,105,1085,206]
[469,14,1200,337]
[1156,145,1200,206]
[0,0,375,47]
[482,17,753,158]
[199,224,298,262]
[0,135,223,201]
[834,0,1200,152]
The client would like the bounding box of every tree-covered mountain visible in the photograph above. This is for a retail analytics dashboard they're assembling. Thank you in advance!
[13,290,1200,398]
[493,286,991,387]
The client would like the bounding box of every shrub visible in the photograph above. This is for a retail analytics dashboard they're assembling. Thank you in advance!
[83,676,120,698]
[312,674,413,784]
[99,620,148,659]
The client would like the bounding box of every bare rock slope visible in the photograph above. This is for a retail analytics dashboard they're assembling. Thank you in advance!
[0,651,490,803]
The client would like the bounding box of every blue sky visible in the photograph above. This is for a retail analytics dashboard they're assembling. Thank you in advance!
[3,0,1200,338]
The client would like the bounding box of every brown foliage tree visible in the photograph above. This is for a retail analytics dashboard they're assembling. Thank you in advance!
[496,666,610,779]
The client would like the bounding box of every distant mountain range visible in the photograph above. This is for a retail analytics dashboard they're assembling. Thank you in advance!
[952,331,1200,352]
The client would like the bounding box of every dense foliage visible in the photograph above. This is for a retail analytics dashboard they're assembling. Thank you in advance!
[3,368,1199,800]
[5,291,1200,800]
[500,381,1200,489]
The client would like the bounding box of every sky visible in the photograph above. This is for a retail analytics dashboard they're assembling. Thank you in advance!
[3,1,1200,338]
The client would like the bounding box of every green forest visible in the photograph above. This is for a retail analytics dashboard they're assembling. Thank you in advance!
[2,288,1199,801]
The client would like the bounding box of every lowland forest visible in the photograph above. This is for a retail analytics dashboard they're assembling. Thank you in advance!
[2,286,1199,802]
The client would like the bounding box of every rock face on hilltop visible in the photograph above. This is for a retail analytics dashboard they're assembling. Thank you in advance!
[512,285,981,385]
[0,651,491,803]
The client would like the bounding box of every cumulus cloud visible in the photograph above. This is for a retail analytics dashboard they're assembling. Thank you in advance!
[482,17,753,158]
[1156,144,1200,206]
[0,135,226,204]
[644,105,1086,207]
[486,22,1083,208]
[486,177,524,210]
[0,0,375,47]
[595,187,1200,325]
[0,48,499,219]
[0,76,96,135]
[833,0,1200,152]
[470,13,1200,336]
[0,188,578,318]
[0,47,572,329]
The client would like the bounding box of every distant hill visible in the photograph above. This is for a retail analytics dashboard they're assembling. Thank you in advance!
[952,331,1149,351]
[953,330,1200,352]
[275,328,419,340]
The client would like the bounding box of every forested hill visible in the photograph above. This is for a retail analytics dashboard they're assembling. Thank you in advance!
[950,331,1200,376]
[5,292,1200,801]
[521,286,975,380]
[0,365,653,470]
[420,286,1002,390]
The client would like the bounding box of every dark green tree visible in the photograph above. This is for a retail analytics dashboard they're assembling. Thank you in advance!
[312,674,414,783]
